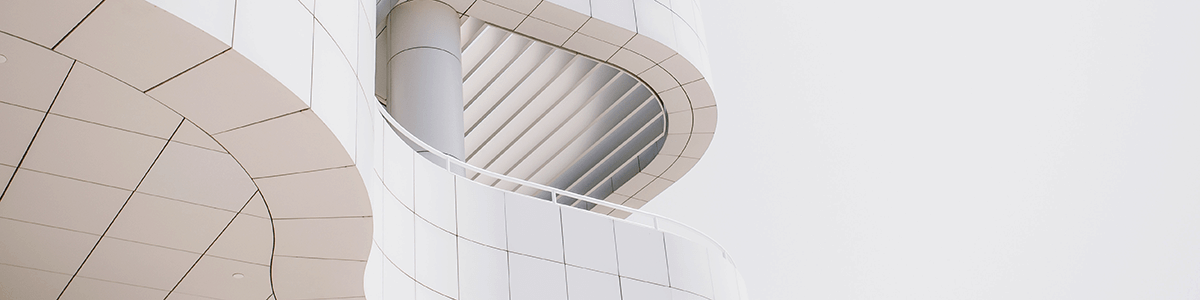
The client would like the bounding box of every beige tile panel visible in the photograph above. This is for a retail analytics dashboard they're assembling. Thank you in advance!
[105,193,236,253]
[0,170,130,235]
[56,0,229,90]
[0,0,103,48]
[0,33,74,111]
[74,237,200,290]
[20,115,169,190]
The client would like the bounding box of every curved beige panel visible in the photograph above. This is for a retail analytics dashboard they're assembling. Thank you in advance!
[0,0,374,299]
[439,0,718,206]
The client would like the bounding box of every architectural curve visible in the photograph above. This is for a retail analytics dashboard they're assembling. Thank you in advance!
[375,0,718,209]
[0,0,745,299]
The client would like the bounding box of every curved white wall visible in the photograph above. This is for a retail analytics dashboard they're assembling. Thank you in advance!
[364,124,747,300]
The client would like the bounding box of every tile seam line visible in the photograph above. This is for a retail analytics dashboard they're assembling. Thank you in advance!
[0,61,76,202]
[162,191,261,299]
[55,118,185,300]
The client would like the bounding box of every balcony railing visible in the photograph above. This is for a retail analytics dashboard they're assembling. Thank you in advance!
[377,106,736,266]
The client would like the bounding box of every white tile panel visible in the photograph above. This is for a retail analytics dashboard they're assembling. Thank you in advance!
[709,252,740,300]
[274,217,373,260]
[137,142,257,211]
[171,255,272,300]
[566,265,621,300]
[315,0,360,69]
[51,64,182,138]
[607,48,655,75]
[509,253,568,300]
[383,130,416,208]
[0,33,74,111]
[564,33,621,61]
[214,110,354,177]
[414,156,457,232]
[0,264,73,300]
[383,257,416,299]
[253,166,370,218]
[145,0,236,45]
[0,0,102,47]
[147,50,307,133]
[664,234,713,298]
[466,1,525,29]
[56,0,228,90]
[619,278,671,300]
[0,218,99,273]
[355,93,377,182]
[613,221,669,285]
[657,86,690,113]
[505,193,564,262]
[417,283,453,300]
[76,237,199,290]
[20,115,167,190]
[311,29,360,159]
[205,209,273,266]
[669,0,698,27]
[171,120,226,153]
[105,193,235,252]
[456,177,508,249]
[560,207,619,274]
[589,0,637,35]
[415,217,458,298]
[271,256,367,299]
[59,277,167,300]
[232,0,314,104]
[672,289,708,300]
[691,106,717,133]
[358,7,376,81]
[0,103,45,166]
[532,1,589,29]
[382,192,416,273]
[365,245,384,300]
[631,0,676,50]
[458,238,510,300]
[516,17,573,46]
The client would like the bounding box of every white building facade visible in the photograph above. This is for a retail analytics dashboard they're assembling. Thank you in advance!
[0,0,741,299]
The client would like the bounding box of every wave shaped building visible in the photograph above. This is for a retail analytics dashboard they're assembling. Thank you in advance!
[0,0,745,299]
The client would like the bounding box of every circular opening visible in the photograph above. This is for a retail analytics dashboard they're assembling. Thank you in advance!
[0,54,7,64]
[232,273,245,279]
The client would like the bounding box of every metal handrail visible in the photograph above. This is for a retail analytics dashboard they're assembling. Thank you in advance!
[376,106,735,264]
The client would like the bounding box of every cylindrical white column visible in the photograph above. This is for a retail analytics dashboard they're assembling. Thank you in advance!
[386,0,465,160]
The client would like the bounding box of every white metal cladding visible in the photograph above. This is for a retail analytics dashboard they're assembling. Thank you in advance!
[457,18,666,210]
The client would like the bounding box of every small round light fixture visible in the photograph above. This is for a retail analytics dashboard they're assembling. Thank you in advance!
[0,54,7,64]
[232,273,245,279]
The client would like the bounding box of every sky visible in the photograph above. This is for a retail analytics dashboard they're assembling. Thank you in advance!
[643,0,1200,299]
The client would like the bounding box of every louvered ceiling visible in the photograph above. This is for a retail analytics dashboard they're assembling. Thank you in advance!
[458,18,666,208]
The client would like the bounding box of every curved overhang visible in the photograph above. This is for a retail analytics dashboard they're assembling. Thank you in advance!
[377,0,718,211]
[1,0,372,298]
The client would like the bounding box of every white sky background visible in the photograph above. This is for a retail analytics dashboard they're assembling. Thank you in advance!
[643,0,1200,299]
